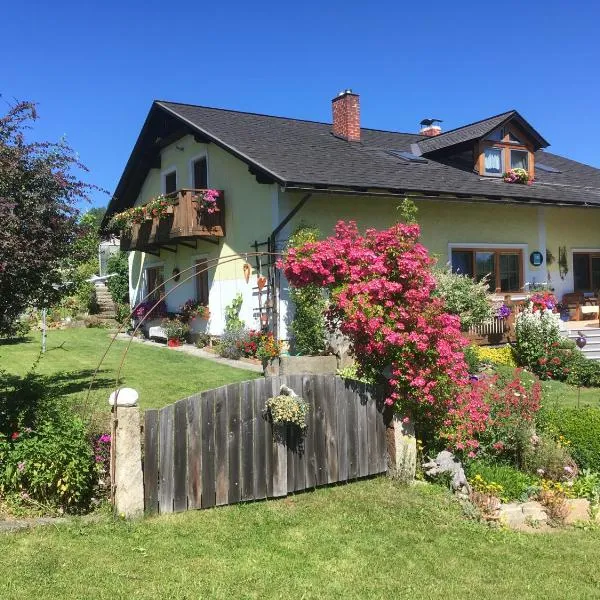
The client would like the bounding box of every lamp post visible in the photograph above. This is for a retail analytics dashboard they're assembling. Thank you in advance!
[575,331,587,408]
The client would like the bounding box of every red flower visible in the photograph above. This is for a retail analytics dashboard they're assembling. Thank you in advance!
[11,432,19,440]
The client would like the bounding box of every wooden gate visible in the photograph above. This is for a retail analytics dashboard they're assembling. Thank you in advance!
[143,374,388,514]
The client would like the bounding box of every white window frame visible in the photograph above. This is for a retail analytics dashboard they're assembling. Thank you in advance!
[161,167,178,194]
[188,152,209,189]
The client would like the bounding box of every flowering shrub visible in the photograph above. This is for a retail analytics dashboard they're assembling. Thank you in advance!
[133,299,167,320]
[475,345,516,368]
[179,299,208,322]
[217,328,250,360]
[503,168,534,185]
[266,394,309,428]
[523,433,577,481]
[92,433,111,502]
[433,267,493,331]
[241,330,283,362]
[287,226,328,355]
[528,291,557,312]
[442,369,541,459]
[513,304,570,379]
[281,218,469,432]
[256,332,283,362]
[193,189,221,214]
[0,415,95,512]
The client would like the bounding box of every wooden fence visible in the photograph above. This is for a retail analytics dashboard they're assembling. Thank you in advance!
[143,374,388,514]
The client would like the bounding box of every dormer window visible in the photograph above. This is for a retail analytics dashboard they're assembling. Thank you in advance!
[479,125,534,179]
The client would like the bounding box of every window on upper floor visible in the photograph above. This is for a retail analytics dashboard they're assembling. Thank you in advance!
[192,157,208,189]
[164,170,177,194]
[480,125,533,178]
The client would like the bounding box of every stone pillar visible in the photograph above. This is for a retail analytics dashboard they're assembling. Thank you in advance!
[113,406,144,519]
[386,412,416,483]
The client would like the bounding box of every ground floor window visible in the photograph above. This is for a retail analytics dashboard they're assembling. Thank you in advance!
[195,258,209,305]
[145,265,164,302]
[573,252,600,293]
[451,248,523,293]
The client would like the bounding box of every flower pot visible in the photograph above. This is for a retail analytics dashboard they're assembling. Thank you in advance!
[167,338,182,348]
[198,307,210,319]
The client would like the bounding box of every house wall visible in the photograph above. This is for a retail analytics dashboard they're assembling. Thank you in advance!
[127,138,600,339]
[129,135,274,334]
[276,191,600,337]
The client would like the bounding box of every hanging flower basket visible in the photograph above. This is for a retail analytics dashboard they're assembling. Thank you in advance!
[179,299,210,322]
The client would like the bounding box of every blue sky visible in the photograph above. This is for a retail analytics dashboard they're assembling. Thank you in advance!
[3,0,599,209]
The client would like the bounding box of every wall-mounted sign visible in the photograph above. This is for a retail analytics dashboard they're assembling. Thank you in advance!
[530,251,544,267]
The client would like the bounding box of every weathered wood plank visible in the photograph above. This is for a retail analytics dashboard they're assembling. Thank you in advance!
[346,382,358,480]
[253,378,267,500]
[241,381,255,501]
[270,375,288,497]
[227,383,242,505]
[288,374,305,492]
[374,387,387,473]
[186,394,202,510]
[313,375,328,486]
[365,384,377,475]
[201,390,216,508]
[214,386,229,506]
[264,378,274,498]
[302,374,316,489]
[143,409,159,514]
[335,377,348,483]
[323,375,338,484]
[357,385,368,477]
[158,404,175,513]
[173,399,188,512]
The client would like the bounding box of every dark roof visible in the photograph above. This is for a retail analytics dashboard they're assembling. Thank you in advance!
[105,101,600,221]
[417,110,549,154]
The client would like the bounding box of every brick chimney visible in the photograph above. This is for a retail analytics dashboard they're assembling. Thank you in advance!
[332,89,360,142]
[419,118,443,137]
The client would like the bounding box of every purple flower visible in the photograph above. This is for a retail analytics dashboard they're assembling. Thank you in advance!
[98,434,111,444]
[497,304,511,319]
[17,461,25,472]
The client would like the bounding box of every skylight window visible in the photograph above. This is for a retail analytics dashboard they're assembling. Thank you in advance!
[386,150,428,163]
[536,163,561,173]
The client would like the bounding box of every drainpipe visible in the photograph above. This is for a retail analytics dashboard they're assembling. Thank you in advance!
[268,192,312,339]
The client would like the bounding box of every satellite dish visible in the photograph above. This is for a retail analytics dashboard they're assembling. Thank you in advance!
[109,387,139,407]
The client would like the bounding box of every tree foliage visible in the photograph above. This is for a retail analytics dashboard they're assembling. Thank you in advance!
[106,251,129,305]
[0,101,99,334]
[286,225,327,355]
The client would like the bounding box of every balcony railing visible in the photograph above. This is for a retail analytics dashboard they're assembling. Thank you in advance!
[120,189,225,252]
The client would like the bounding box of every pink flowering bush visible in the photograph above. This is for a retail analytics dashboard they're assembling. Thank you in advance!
[281,219,469,433]
[442,369,542,461]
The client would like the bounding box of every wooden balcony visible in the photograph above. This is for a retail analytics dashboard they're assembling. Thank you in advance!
[120,189,225,253]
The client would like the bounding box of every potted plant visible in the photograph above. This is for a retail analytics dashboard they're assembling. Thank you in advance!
[192,189,221,214]
[161,318,189,347]
[503,168,534,185]
[179,299,210,322]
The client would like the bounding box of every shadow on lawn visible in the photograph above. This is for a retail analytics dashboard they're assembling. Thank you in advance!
[0,336,34,346]
[0,368,118,435]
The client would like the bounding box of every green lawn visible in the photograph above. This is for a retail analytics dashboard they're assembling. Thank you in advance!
[0,328,259,413]
[1,478,600,599]
[540,377,600,409]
